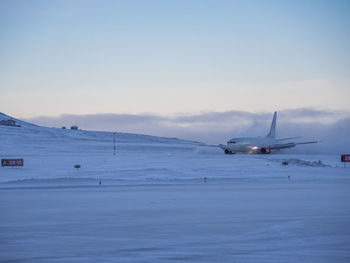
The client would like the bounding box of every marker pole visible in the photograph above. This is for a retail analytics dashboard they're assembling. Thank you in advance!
[113,132,116,156]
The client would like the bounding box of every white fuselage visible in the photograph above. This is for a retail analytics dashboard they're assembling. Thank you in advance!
[225,137,277,154]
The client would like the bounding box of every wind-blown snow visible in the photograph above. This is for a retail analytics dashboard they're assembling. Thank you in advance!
[0,115,349,262]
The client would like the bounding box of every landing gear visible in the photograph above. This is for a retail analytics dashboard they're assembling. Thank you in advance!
[224,149,234,154]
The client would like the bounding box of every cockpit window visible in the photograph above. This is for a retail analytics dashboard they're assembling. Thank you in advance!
[228,141,236,144]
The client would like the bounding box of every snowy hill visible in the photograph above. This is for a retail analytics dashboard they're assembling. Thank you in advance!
[0,112,38,127]
[0,113,200,156]
[0,113,207,185]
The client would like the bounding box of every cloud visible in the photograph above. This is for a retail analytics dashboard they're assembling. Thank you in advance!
[25,109,350,154]
[278,108,349,124]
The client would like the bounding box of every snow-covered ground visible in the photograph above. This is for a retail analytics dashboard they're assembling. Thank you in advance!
[1,113,350,262]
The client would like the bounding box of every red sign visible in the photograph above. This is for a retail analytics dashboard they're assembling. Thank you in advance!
[341,155,350,162]
[1,159,23,167]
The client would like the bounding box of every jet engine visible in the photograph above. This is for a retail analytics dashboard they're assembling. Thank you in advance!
[260,147,271,154]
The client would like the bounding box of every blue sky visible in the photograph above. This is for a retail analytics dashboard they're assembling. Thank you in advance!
[1,0,350,118]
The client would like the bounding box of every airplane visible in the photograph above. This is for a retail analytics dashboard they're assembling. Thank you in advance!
[219,111,318,154]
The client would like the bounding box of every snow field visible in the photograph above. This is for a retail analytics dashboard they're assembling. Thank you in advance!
[1,118,350,262]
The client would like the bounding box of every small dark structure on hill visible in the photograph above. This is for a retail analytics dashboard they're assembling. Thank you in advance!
[70,125,78,130]
[0,119,21,127]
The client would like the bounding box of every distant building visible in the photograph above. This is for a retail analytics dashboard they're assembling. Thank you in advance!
[62,127,66,129]
[0,119,21,127]
[70,125,78,130]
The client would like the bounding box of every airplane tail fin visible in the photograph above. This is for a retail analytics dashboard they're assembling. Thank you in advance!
[266,111,277,138]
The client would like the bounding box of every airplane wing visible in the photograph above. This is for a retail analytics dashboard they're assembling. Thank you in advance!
[270,141,318,150]
[276,136,301,141]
